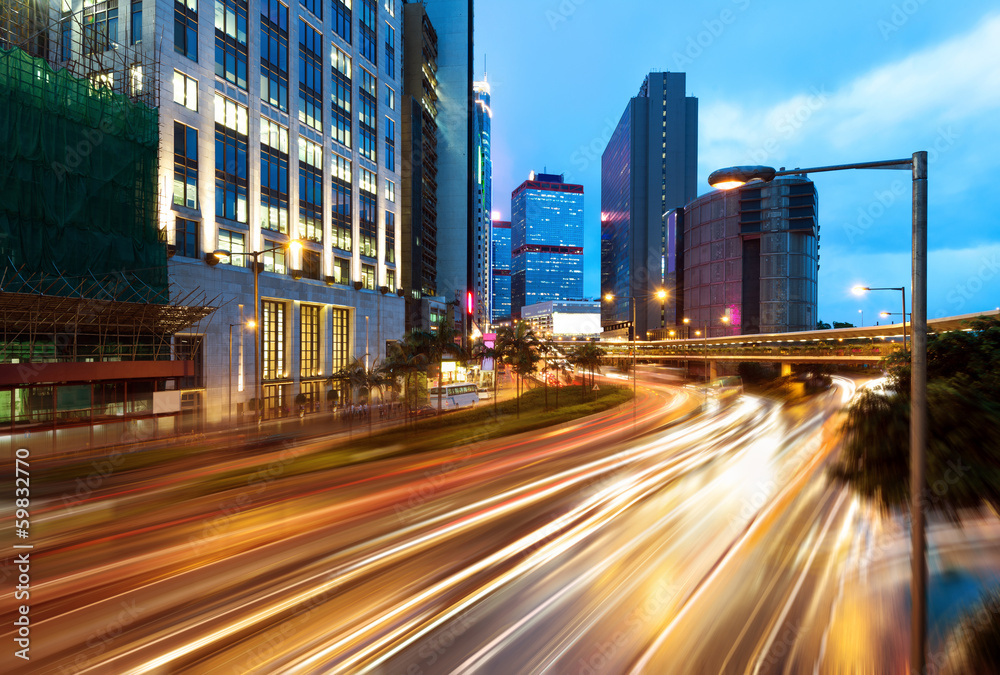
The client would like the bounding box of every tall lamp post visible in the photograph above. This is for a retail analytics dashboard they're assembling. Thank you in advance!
[709,152,928,672]
[855,285,908,349]
[211,240,302,424]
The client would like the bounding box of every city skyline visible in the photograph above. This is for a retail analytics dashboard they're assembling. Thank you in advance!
[476,1,1000,324]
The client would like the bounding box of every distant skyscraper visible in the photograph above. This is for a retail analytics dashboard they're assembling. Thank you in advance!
[510,173,584,319]
[472,78,492,329]
[601,71,697,340]
[682,177,820,335]
[491,220,511,322]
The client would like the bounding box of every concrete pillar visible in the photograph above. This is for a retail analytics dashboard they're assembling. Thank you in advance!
[709,361,718,380]
[781,361,793,377]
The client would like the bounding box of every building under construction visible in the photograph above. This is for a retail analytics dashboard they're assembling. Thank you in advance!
[0,3,217,455]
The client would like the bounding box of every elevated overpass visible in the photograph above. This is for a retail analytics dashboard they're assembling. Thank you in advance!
[595,309,999,379]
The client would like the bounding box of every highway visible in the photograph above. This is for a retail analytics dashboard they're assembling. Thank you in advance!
[5,374,1000,674]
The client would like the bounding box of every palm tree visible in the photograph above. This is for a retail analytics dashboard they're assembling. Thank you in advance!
[569,343,606,401]
[384,333,429,422]
[419,319,462,415]
[550,357,572,409]
[498,322,540,418]
[537,340,556,411]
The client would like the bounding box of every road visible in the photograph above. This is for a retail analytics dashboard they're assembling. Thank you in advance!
[4,375,1000,674]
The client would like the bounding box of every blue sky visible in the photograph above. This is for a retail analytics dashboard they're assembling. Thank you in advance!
[475,0,1000,324]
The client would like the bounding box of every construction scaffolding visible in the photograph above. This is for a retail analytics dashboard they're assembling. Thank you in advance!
[0,0,163,302]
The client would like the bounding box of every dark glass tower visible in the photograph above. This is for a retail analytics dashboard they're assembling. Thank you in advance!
[600,71,697,340]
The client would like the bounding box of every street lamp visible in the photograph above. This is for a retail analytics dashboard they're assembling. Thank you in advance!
[211,239,302,424]
[855,285,908,349]
[710,153,929,671]
[859,309,864,328]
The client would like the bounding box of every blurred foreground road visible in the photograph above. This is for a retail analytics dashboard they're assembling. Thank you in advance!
[4,376,1000,674]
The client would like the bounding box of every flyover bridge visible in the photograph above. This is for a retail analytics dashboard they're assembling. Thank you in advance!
[596,310,999,379]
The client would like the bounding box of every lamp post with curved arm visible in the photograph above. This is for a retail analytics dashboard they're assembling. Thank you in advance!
[709,153,928,672]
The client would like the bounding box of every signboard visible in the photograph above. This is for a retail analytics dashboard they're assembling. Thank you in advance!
[153,390,182,414]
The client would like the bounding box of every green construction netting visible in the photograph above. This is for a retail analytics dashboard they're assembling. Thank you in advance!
[0,46,166,302]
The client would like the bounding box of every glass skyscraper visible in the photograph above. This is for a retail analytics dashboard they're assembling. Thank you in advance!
[491,220,511,322]
[473,78,492,329]
[510,173,584,319]
[601,71,697,340]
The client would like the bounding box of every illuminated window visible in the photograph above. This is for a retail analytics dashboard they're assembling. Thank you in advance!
[262,300,285,380]
[300,304,321,377]
[260,118,289,233]
[260,0,288,111]
[172,70,198,110]
[173,121,198,208]
[298,138,323,243]
[215,0,248,89]
[174,0,197,60]
[214,96,248,223]
[298,20,323,131]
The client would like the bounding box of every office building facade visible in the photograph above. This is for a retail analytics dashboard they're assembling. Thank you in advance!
[510,173,584,319]
[472,77,492,330]
[401,2,439,328]
[682,176,820,335]
[601,71,697,340]
[490,220,511,323]
[133,0,405,423]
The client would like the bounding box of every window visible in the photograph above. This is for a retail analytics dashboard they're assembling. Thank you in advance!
[298,138,323,243]
[359,169,377,258]
[173,121,198,209]
[131,0,142,44]
[361,263,375,291]
[84,1,118,55]
[384,178,394,203]
[214,96,249,223]
[385,268,395,293]
[383,0,394,17]
[359,0,376,65]
[333,257,351,285]
[215,0,248,89]
[331,307,349,381]
[172,70,198,110]
[298,20,323,132]
[384,116,395,171]
[383,23,394,79]
[358,67,377,162]
[260,118,289,233]
[261,238,286,274]
[384,84,394,110]
[218,228,246,267]
[332,153,352,252]
[174,0,197,60]
[332,0,352,43]
[302,249,322,280]
[262,300,285,380]
[260,0,288,111]
[175,218,198,258]
[301,305,321,377]
[331,46,352,147]
[384,209,395,263]
[301,0,321,19]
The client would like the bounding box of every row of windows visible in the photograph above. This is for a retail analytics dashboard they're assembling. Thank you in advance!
[175,217,394,291]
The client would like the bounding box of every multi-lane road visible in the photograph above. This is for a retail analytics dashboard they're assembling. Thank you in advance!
[5,375,1000,674]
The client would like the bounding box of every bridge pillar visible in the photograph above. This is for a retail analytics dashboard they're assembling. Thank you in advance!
[781,361,793,377]
[709,360,718,380]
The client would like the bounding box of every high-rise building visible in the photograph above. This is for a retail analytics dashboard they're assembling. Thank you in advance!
[472,77,492,330]
[510,173,584,319]
[681,177,820,335]
[601,71,697,340]
[401,2,440,327]
[419,0,474,315]
[490,220,511,323]
[20,0,411,423]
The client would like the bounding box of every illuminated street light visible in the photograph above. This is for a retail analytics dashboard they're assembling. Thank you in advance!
[711,153,929,671]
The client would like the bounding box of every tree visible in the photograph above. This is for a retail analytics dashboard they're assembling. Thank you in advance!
[419,319,463,415]
[497,322,540,418]
[816,320,832,330]
[569,343,605,401]
[471,338,505,417]
[830,316,1000,518]
[832,321,855,329]
[384,332,429,421]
